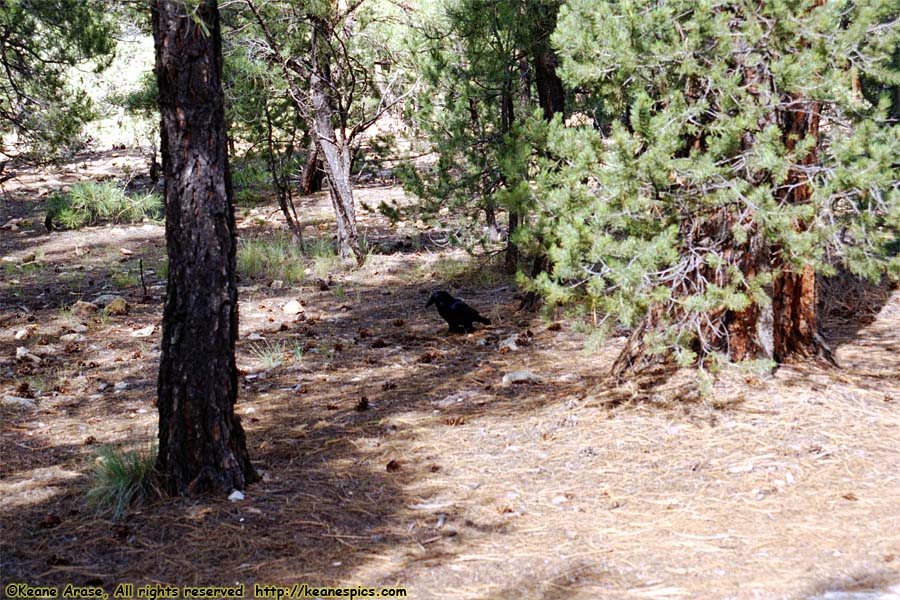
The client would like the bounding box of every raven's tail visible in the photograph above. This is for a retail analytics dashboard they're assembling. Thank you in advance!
[477,315,491,325]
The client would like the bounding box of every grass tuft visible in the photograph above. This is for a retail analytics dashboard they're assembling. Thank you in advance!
[47,181,162,229]
[249,340,285,369]
[237,235,306,285]
[86,443,159,520]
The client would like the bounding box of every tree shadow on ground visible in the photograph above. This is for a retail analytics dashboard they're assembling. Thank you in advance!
[819,269,897,352]
[0,254,592,591]
[801,570,900,599]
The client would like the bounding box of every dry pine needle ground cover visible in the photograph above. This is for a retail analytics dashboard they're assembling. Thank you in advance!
[1,150,899,600]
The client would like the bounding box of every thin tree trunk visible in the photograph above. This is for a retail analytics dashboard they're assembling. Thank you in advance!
[300,137,324,194]
[309,17,359,263]
[264,99,303,241]
[152,0,257,495]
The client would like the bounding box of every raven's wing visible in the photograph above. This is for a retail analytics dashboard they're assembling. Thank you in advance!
[450,300,485,321]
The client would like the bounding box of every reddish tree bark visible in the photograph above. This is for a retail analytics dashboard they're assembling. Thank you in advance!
[771,99,832,363]
[152,0,257,495]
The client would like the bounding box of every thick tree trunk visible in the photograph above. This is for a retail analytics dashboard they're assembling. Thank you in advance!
[771,99,833,363]
[723,23,830,364]
[152,0,257,495]
[309,17,359,263]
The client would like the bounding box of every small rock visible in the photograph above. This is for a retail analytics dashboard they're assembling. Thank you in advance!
[22,252,37,264]
[2,255,21,264]
[65,323,89,334]
[114,382,129,392]
[434,391,480,408]
[502,370,544,384]
[228,490,245,502]
[498,335,519,353]
[1,395,36,409]
[93,294,124,308]
[71,301,99,318]
[15,346,29,359]
[282,300,303,315]
[119,248,133,256]
[269,280,285,290]
[131,325,155,338]
[247,333,265,341]
[14,329,28,341]
[106,298,128,315]
[60,333,86,343]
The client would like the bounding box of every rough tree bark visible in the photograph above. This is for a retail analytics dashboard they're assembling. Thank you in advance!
[152,0,257,495]
[729,1,833,365]
[770,99,833,363]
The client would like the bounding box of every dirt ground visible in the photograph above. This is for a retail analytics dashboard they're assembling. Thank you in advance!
[1,150,899,600]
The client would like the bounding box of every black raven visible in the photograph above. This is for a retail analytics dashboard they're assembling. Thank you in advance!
[426,291,491,333]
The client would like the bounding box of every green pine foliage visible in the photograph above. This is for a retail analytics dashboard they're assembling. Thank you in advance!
[514,0,900,361]
[0,0,115,157]
[402,0,559,247]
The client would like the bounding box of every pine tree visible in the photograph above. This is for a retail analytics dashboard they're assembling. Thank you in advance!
[528,0,899,372]
[0,0,115,157]
[404,0,564,269]
[153,0,257,495]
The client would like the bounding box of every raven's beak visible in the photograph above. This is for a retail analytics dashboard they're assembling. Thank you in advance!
[425,296,434,308]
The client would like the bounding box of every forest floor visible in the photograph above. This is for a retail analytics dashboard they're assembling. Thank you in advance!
[1,149,899,600]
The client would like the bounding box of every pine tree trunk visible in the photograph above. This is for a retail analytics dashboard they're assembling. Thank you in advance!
[309,17,359,263]
[724,23,830,364]
[152,0,257,495]
[771,99,832,363]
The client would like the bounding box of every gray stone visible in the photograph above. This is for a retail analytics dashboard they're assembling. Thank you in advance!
[1,395,36,409]
[502,370,544,384]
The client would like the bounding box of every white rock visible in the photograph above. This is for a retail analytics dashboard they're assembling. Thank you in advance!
[228,490,245,502]
[282,300,303,315]
[131,325,155,338]
[114,382,129,392]
[15,346,29,359]
[66,323,89,333]
[502,370,544,384]
[270,280,285,290]
[60,333,86,343]
[14,329,28,340]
